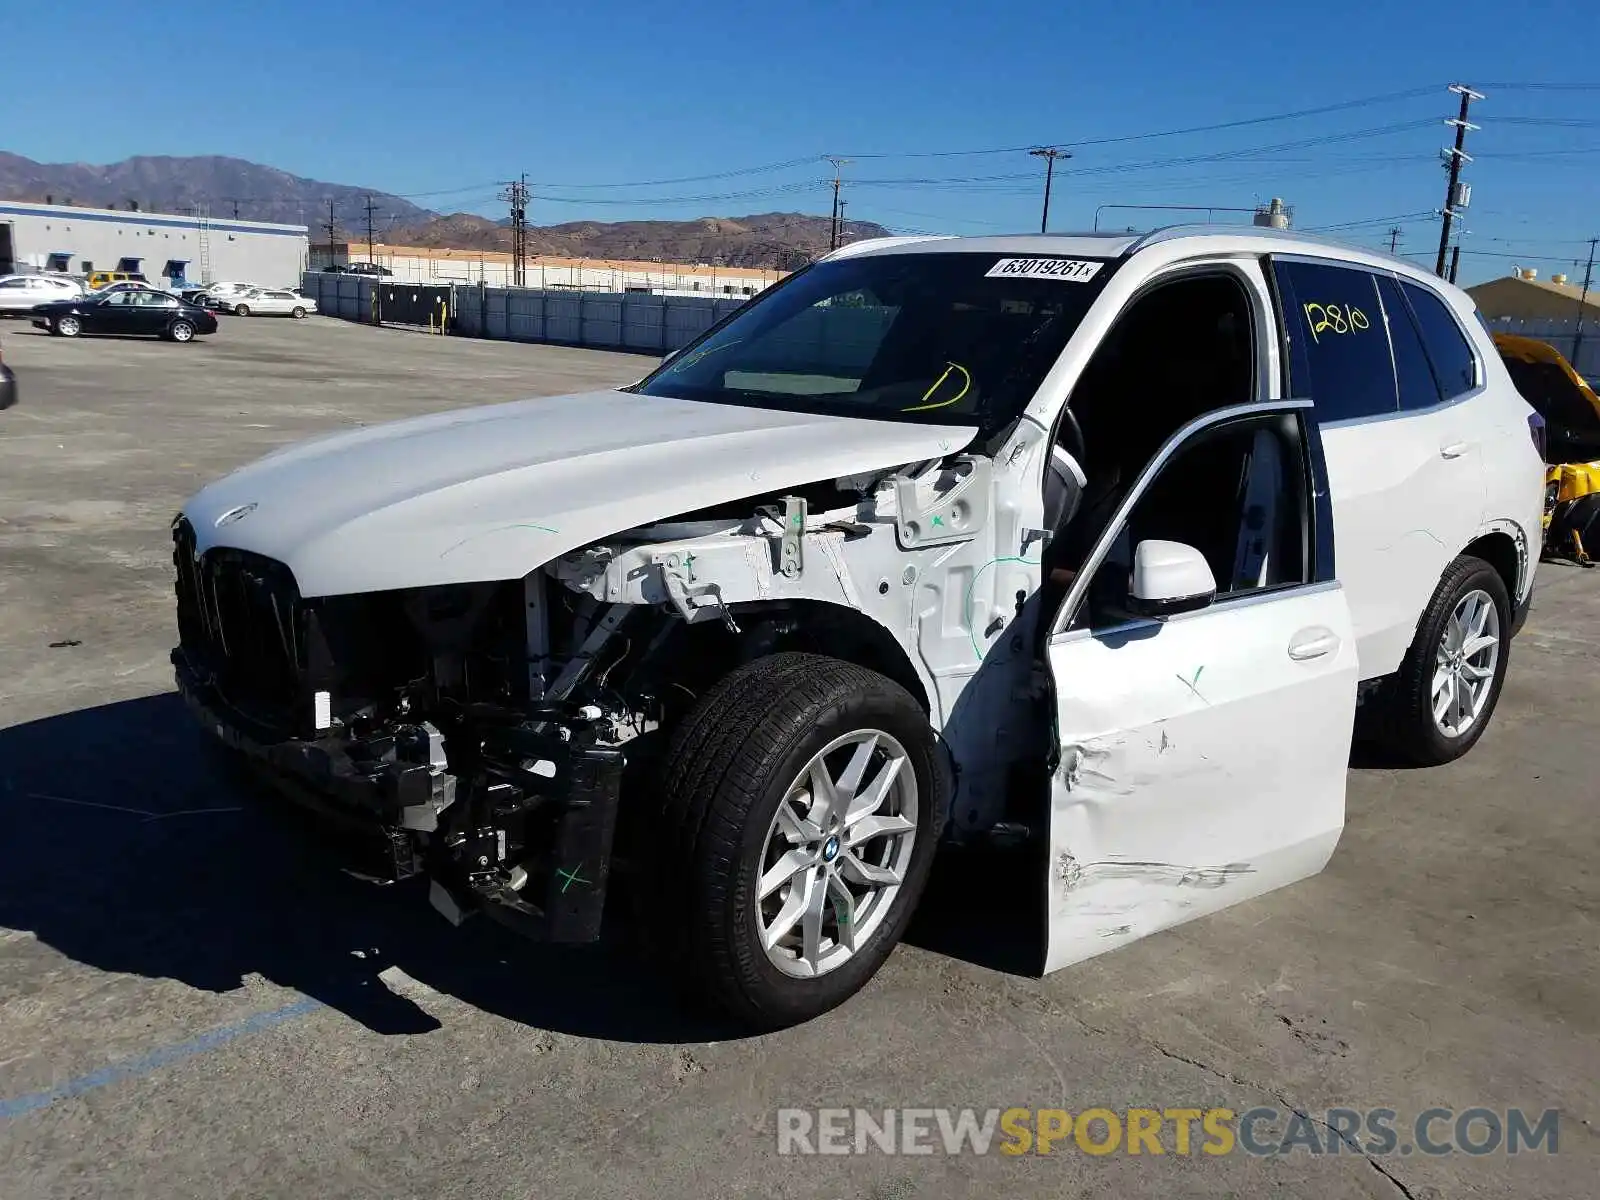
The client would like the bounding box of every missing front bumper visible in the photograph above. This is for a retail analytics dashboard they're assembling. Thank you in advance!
[173,650,625,943]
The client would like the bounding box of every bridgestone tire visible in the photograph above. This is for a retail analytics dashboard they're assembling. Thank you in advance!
[655,652,945,1029]
[1371,554,1511,766]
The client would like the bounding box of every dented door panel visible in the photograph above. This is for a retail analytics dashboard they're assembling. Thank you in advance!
[1042,584,1357,973]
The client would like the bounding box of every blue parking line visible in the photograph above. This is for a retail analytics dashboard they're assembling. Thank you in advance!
[0,997,323,1120]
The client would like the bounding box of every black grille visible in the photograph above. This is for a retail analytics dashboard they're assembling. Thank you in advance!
[174,517,306,725]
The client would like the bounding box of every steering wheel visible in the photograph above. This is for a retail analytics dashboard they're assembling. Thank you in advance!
[1055,406,1086,463]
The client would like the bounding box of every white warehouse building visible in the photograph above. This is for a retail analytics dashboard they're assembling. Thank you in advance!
[0,200,308,289]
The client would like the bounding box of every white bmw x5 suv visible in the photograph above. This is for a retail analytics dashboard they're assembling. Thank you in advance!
[172,227,1544,1027]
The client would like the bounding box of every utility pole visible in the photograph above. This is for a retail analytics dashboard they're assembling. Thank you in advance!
[1573,236,1597,367]
[499,175,529,287]
[230,198,241,219]
[1028,147,1070,234]
[1387,226,1403,255]
[824,156,851,251]
[324,199,337,270]
[1435,83,1483,278]
[363,194,378,266]
[1448,243,1461,284]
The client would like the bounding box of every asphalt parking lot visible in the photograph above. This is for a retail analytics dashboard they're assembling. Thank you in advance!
[1,315,1596,1199]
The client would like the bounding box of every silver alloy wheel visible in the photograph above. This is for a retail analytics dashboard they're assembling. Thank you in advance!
[1432,588,1501,738]
[57,316,80,337]
[171,321,193,342]
[756,729,918,979]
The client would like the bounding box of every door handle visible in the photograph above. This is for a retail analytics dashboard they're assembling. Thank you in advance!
[1288,627,1340,661]
[1440,441,1469,459]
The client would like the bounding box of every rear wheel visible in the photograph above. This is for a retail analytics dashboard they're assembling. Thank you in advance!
[654,652,944,1029]
[291,306,306,319]
[169,320,195,343]
[1373,554,1511,765]
[234,304,250,317]
[55,315,81,338]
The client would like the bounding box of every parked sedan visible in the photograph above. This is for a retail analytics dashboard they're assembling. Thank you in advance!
[230,288,316,318]
[198,282,258,311]
[31,289,218,342]
[0,274,84,313]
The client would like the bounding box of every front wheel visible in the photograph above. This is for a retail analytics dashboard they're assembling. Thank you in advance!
[234,304,250,317]
[655,652,944,1029]
[55,315,81,338]
[291,306,306,319]
[1373,554,1511,765]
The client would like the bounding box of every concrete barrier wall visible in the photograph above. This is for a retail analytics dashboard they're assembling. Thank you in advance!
[302,273,375,323]
[303,274,901,368]
[451,286,752,352]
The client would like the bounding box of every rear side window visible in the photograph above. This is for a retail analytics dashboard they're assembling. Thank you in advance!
[1400,281,1479,399]
[1378,276,1444,411]
[1272,260,1398,422]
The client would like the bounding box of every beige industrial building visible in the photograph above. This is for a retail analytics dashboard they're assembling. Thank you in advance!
[1466,268,1600,322]
[311,241,785,296]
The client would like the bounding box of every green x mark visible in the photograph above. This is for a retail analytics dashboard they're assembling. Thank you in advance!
[556,864,590,893]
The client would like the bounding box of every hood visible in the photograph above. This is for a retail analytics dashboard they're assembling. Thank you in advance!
[181,389,976,597]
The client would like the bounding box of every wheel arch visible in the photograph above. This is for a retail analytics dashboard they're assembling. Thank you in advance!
[1461,522,1529,607]
[728,598,932,715]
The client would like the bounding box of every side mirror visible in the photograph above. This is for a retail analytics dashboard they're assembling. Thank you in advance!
[661,347,681,365]
[1127,539,1217,618]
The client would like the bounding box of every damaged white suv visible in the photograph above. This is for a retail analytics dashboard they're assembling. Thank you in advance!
[172,228,1544,1027]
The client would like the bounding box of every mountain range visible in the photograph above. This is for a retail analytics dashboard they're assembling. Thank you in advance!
[0,153,891,269]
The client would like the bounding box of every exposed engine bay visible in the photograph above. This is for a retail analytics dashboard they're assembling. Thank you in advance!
[171,422,1060,941]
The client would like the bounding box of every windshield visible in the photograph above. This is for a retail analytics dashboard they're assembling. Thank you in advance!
[633,251,1119,436]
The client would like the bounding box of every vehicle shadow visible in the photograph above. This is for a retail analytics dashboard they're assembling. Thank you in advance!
[0,693,744,1044]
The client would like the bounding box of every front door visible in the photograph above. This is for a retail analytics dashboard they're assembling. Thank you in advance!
[1042,402,1358,972]
[81,293,130,332]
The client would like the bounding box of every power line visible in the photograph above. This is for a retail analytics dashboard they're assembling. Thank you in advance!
[839,85,1443,158]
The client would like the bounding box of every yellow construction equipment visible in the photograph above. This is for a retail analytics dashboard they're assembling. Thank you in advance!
[1494,333,1600,568]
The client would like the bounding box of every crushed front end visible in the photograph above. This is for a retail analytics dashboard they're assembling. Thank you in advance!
[169,515,629,941]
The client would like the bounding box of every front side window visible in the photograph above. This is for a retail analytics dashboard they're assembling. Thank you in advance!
[634,252,1121,436]
[1272,260,1398,422]
[1073,415,1311,631]
[1400,280,1479,399]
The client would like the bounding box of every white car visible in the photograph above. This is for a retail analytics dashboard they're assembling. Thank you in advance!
[229,288,315,318]
[0,274,83,312]
[198,282,258,310]
[171,227,1543,1028]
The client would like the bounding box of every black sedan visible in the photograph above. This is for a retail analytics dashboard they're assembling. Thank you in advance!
[31,290,218,343]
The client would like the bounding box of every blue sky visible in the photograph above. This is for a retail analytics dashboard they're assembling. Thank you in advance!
[5,0,1597,283]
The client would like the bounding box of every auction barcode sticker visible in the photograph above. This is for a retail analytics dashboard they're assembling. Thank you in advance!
[984,258,1104,282]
